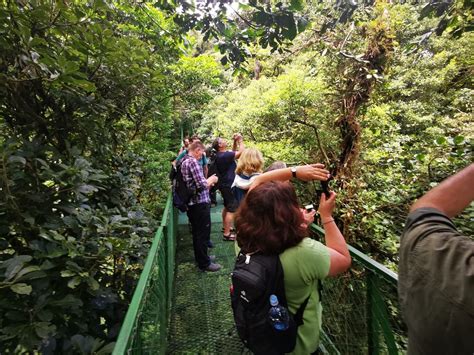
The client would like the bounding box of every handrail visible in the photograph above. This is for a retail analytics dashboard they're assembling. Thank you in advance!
[310,224,397,285]
[310,223,404,354]
[113,193,174,354]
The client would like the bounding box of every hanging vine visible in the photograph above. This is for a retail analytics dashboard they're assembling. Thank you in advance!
[334,8,394,181]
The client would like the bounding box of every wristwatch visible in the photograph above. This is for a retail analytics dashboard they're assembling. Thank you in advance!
[291,167,297,179]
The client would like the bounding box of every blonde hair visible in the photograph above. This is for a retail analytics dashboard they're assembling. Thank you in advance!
[236,148,264,175]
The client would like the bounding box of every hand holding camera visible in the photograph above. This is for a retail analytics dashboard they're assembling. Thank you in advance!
[233,133,243,142]
[300,207,316,228]
[318,191,337,220]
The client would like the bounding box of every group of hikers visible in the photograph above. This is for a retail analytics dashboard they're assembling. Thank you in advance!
[171,133,473,355]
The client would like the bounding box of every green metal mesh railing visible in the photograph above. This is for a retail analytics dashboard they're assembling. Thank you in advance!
[114,197,407,354]
[310,225,408,354]
[113,193,177,355]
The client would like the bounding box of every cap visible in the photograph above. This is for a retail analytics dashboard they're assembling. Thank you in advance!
[269,294,279,306]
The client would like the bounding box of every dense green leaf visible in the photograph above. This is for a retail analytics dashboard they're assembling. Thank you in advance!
[3,256,33,281]
[10,283,32,295]
[8,156,27,165]
[34,322,56,338]
[290,0,303,11]
[50,295,83,308]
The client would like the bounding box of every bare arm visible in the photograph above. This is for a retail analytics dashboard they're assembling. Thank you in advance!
[249,164,330,190]
[319,192,351,277]
[232,138,238,151]
[410,163,474,218]
[233,135,245,159]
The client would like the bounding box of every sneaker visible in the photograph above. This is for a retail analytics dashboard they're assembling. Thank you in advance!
[223,233,236,241]
[203,262,222,272]
[207,240,215,248]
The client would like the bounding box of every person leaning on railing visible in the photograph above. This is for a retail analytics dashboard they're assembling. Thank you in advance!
[236,164,352,355]
[398,163,474,354]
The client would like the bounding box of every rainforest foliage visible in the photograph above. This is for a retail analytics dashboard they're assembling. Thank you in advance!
[200,2,473,269]
[0,2,220,353]
[0,0,472,353]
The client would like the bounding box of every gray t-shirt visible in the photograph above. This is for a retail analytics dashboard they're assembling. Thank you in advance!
[398,207,474,355]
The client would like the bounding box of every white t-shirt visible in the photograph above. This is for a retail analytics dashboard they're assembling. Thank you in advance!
[231,173,261,190]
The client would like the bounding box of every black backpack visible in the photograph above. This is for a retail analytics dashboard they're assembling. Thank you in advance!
[230,252,310,355]
[172,155,197,212]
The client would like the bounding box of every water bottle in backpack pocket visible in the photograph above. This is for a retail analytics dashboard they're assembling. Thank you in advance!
[268,294,289,331]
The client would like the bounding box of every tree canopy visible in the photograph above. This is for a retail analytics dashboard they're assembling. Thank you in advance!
[0,0,472,353]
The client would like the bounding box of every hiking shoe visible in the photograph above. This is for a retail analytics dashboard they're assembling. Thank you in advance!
[203,262,222,272]
[207,240,215,248]
[223,233,236,241]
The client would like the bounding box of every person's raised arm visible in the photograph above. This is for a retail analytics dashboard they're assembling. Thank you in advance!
[410,163,474,218]
[233,134,245,159]
[318,192,351,276]
[249,164,330,190]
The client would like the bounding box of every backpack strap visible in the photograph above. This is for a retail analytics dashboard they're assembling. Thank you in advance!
[318,279,323,303]
[293,294,311,327]
[293,279,324,327]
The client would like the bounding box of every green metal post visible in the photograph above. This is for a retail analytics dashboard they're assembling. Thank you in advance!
[367,272,380,355]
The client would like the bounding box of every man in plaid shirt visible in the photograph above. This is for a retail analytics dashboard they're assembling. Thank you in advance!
[181,141,221,272]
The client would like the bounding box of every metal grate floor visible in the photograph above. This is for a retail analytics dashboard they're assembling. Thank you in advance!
[167,203,244,354]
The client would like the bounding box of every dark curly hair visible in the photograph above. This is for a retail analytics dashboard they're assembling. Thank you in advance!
[235,181,308,255]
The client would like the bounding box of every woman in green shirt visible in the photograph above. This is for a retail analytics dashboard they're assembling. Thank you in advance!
[235,176,351,354]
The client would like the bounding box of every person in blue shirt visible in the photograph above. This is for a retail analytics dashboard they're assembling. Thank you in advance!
[177,136,190,157]
[175,136,208,177]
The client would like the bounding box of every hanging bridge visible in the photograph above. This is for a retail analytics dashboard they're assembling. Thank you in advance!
[111,193,407,355]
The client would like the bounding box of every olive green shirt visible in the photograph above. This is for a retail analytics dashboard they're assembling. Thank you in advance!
[280,238,331,355]
[398,208,474,355]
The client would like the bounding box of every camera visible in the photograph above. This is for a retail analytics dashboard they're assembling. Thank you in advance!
[321,176,332,198]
